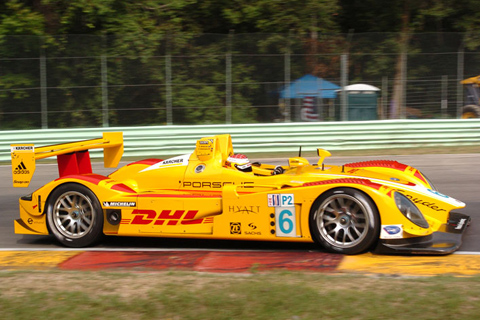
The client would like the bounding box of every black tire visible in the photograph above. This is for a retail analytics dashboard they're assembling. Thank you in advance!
[46,183,104,247]
[461,105,480,119]
[309,188,380,255]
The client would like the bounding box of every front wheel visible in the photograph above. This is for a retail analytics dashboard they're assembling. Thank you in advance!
[46,183,104,247]
[309,188,380,254]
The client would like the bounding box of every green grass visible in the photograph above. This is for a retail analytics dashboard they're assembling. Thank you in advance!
[1,270,480,320]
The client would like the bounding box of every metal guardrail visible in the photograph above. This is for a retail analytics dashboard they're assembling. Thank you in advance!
[1,119,479,162]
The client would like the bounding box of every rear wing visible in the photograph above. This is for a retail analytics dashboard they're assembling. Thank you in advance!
[11,132,123,187]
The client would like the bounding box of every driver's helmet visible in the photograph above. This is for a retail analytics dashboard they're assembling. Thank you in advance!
[226,154,252,172]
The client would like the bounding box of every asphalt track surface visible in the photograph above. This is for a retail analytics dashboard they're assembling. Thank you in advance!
[1,153,478,253]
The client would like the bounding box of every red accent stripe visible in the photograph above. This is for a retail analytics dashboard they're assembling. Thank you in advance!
[178,189,254,195]
[135,194,222,198]
[111,183,137,193]
[414,170,428,184]
[59,251,343,273]
[344,160,409,171]
[127,159,163,166]
[55,174,108,185]
[344,160,427,185]
[303,178,382,190]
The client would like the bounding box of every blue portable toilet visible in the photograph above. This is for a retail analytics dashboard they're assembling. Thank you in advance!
[337,84,380,121]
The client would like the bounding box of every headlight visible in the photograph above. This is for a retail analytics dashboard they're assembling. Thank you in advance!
[394,192,429,228]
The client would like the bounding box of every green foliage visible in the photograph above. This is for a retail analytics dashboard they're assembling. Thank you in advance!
[0,0,45,35]
[1,1,480,128]
[223,0,339,34]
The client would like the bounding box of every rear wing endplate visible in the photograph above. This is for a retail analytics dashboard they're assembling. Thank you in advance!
[11,132,123,187]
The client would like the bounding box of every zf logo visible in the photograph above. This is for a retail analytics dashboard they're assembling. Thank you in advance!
[230,222,241,234]
[14,161,30,175]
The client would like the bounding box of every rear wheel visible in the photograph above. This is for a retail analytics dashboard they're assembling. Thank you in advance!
[309,188,380,254]
[46,183,103,247]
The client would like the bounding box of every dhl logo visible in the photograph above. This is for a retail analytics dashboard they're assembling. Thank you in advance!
[122,209,211,226]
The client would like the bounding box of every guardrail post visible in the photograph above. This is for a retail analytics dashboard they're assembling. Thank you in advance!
[441,75,448,118]
[457,41,465,119]
[226,30,233,124]
[284,30,292,122]
[165,35,173,125]
[40,37,48,129]
[340,54,348,121]
[101,35,109,127]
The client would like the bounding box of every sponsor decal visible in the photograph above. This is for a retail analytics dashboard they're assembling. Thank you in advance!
[404,194,446,212]
[103,201,136,207]
[245,223,261,235]
[162,159,184,165]
[11,146,34,152]
[230,222,241,234]
[228,205,260,214]
[140,153,191,172]
[26,217,44,226]
[384,225,401,235]
[380,224,403,239]
[455,218,467,230]
[125,209,206,226]
[427,189,449,198]
[183,181,254,188]
[195,164,205,173]
[268,194,294,207]
[13,161,30,175]
[196,139,215,155]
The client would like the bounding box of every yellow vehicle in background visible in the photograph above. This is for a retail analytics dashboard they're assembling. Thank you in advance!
[461,75,480,118]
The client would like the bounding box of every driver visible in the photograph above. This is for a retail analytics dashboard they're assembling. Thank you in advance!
[226,154,285,175]
[225,154,252,172]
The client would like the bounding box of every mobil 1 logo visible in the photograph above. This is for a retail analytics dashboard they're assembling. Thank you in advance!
[267,194,297,237]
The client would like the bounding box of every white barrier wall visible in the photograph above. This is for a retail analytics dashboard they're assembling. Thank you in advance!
[1,119,479,161]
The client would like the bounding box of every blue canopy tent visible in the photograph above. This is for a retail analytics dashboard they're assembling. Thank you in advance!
[279,74,340,121]
[280,74,340,99]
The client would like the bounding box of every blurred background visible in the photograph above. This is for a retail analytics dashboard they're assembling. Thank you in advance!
[2,1,480,129]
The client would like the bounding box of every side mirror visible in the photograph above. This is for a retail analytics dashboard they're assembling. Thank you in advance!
[288,157,310,168]
[317,148,331,166]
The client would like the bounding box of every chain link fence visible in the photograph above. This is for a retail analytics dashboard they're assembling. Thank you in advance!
[0,33,478,129]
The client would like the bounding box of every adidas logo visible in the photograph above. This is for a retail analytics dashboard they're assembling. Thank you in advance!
[13,161,30,175]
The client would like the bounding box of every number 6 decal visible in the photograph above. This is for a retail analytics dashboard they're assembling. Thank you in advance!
[275,208,297,237]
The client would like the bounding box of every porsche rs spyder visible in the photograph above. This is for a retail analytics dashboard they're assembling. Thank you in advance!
[11,132,470,254]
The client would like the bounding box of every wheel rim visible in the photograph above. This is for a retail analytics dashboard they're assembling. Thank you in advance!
[314,194,370,249]
[52,191,95,239]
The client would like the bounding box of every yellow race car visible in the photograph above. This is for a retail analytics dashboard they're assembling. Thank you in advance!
[11,132,470,254]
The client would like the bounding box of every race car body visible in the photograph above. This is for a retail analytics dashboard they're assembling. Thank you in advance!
[11,133,470,254]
